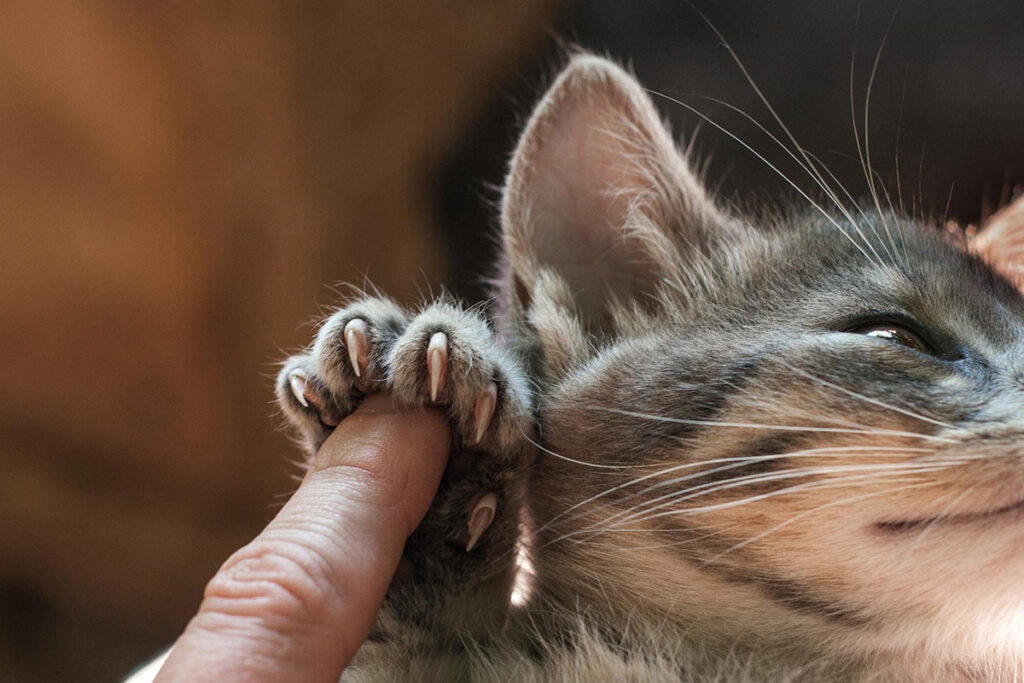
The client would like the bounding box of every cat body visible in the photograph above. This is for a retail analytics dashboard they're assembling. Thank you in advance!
[278,55,1024,681]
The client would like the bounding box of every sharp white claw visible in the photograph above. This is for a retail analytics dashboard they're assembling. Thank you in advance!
[288,371,310,407]
[344,319,368,378]
[472,382,498,445]
[465,493,497,552]
[427,332,448,401]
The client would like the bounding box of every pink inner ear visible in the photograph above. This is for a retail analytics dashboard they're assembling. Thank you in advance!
[972,195,1024,287]
[501,55,725,331]
[519,64,686,327]
[531,105,638,272]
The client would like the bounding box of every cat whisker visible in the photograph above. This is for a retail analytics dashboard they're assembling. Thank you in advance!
[775,362,958,431]
[723,386,935,436]
[707,480,940,562]
[542,468,943,549]
[551,473,940,550]
[649,89,885,270]
[698,95,868,248]
[593,480,936,557]
[608,463,952,530]
[584,405,956,443]
[521,430,663,470]
[860,2,906,271]
[683,4,889,270]
[532,445,936,540]
[901,483,979,555]
[703,376,952,442]
[599,447,935,525]
[705,357,951,437]
[640,447,937,497]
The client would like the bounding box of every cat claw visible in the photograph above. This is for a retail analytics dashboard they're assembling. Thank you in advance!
[288,371,311,408]
[472,382,498,445]
[427,332,448,401]
[465,493,497,552]
[344,319,369,378]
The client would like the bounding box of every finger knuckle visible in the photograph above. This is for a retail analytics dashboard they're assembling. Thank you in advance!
[201,540,340,632]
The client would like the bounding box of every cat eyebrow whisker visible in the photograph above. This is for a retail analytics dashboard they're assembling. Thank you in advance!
[697,94,874,259]
[804,148,870,224]
[648,89,886,270]
[681,5,897,271]
[855,2,908,273]
[802,148,913,270]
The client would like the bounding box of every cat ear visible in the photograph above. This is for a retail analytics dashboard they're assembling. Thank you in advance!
[971,195,1024,288]
[500,54,728,334]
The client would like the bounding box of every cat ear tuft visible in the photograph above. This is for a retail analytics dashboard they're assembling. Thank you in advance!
[500,53,727,334]
[971,194,1024,288]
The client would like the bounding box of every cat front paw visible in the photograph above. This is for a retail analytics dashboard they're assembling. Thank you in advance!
[276,297,534,554]
[278,297,531,454]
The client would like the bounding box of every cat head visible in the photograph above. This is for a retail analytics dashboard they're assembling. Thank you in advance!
[499,54,1024,674]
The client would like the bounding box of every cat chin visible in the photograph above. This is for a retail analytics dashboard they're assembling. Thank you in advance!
[881,626,1024,683]
[835,596,1024,681]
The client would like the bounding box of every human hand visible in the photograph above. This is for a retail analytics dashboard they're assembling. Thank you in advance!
[152,393,450,682]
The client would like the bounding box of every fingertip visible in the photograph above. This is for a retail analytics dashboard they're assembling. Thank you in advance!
[311,394,450,533]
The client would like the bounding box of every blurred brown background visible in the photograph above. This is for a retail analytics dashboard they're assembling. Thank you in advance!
[1,2,1021,681]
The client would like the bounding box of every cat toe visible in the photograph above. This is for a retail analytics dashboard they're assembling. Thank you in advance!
[276,356,344,453]
[312,296,408,397]
[343,318,370,378]
[288,370,311,407]
[388,302,532,456]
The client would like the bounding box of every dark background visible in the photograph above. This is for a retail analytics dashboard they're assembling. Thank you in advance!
[443,0,1024,302]
[1,2,1020,681]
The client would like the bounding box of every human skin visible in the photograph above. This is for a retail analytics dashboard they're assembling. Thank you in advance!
[155,393,451,682]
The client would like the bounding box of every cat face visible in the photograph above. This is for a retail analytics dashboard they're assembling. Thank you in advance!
[499,55,1024,673]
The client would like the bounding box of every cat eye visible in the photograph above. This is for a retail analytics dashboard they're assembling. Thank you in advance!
[850,324,933,355]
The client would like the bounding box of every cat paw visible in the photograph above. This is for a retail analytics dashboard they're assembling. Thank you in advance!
[277,297,532,463]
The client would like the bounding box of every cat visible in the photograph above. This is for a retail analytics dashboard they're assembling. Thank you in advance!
[277,54,1024,682]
